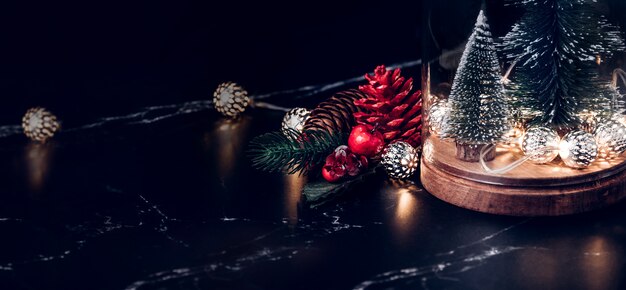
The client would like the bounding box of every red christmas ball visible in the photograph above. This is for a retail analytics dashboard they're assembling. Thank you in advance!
[348,124,385,157]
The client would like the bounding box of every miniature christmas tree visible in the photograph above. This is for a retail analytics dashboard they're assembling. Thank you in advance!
[502,0,624,128]
[445,10,509,162]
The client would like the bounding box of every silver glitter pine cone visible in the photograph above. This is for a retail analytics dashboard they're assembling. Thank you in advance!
[381,141,419,179]
[22,107,60,142]
[594,119,626,160]
[559,130,598,169]
[213,82,249,118]
[521,127,560,164]
[281,108,310,135]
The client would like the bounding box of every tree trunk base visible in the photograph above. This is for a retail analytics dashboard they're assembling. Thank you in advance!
[455,143,495,162]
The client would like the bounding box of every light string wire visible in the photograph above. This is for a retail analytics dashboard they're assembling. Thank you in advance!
[479,144,562,174]
[612,68,626,89]
[0,43,475,142]
[2,54,466,140]
[479,144,529,174]
[481,65,626,175]
[475,56,523,174]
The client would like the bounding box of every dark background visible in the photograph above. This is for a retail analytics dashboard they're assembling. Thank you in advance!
[0,0,427,127]
[0,1,625,290]
[1,0,624,127]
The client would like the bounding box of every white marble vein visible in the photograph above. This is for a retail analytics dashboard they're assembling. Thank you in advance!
[124,204,371,289]
[437,218,533,256]
[0,214,139,271]
[0,186,191,270]
[0,125,22,138]
[125,246,301,290]
[0,59,424,140]
[252,59,422,101]
[353,246,525,290]
[354,219,535,290]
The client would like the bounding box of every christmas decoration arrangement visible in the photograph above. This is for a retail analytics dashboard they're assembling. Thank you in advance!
[7,0,624,215]
[420,1,626,216]
[248,65,423,204]
[431,3,626,171]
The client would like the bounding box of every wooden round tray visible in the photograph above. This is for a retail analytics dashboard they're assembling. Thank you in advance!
[420,137,626,216]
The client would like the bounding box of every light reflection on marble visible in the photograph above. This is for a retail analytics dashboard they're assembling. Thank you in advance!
[382,180,422,246]
[24,142,54,194]
[582,236,621,290]
[283,173,305,227]
[517,243,558,289]
[206,117,251,182]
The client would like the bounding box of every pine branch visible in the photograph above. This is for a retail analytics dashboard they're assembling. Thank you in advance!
[501,0,625,128]
[302,165,381,208]
[248,129,347,175]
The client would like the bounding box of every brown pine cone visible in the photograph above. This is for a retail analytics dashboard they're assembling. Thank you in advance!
[303,89,367,134]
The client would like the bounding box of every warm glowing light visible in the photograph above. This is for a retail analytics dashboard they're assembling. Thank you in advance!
[550,166,562,173]
[502,127,524,149]
[395,189,416,222]
[25,142,54,193]
[208,117,250,180]
[558,140,570,159]
[422,139,434,164]
[283,173,306,227]
[384,181,421,247]
[581,236,619,290]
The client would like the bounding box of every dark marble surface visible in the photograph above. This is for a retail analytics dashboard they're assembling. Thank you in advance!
[0,103,624,290]
[0,0,625,288]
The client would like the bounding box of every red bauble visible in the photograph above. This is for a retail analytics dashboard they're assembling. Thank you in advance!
[322,145,369,183]
[348,124,385,157]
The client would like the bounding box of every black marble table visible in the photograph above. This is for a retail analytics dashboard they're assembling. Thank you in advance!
[0,107,624,290]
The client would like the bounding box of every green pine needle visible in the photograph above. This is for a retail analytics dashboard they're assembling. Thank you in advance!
[302,165,380,208]
[248,129,347,175]
[502,0,625,128]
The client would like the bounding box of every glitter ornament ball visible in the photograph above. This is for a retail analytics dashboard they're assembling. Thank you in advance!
[578,112,598,134]
[381,141,420,179]
[281,108,310,135]
[22,107,60,143]
[213,82,249,118]
[427,99,449,136]
[559,131,598,169]
[521,127,560,164]
[594,119,626,160]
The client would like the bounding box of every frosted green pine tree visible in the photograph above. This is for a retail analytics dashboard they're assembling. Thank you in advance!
[502,0,625,128]
[445,10,509,146]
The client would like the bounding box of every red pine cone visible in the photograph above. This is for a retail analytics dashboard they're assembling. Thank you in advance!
[322,145,368,183]
[354,65,423,147]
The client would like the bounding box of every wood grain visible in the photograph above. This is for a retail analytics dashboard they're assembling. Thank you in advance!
[424,137,626,187]
[421,138,626,216]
